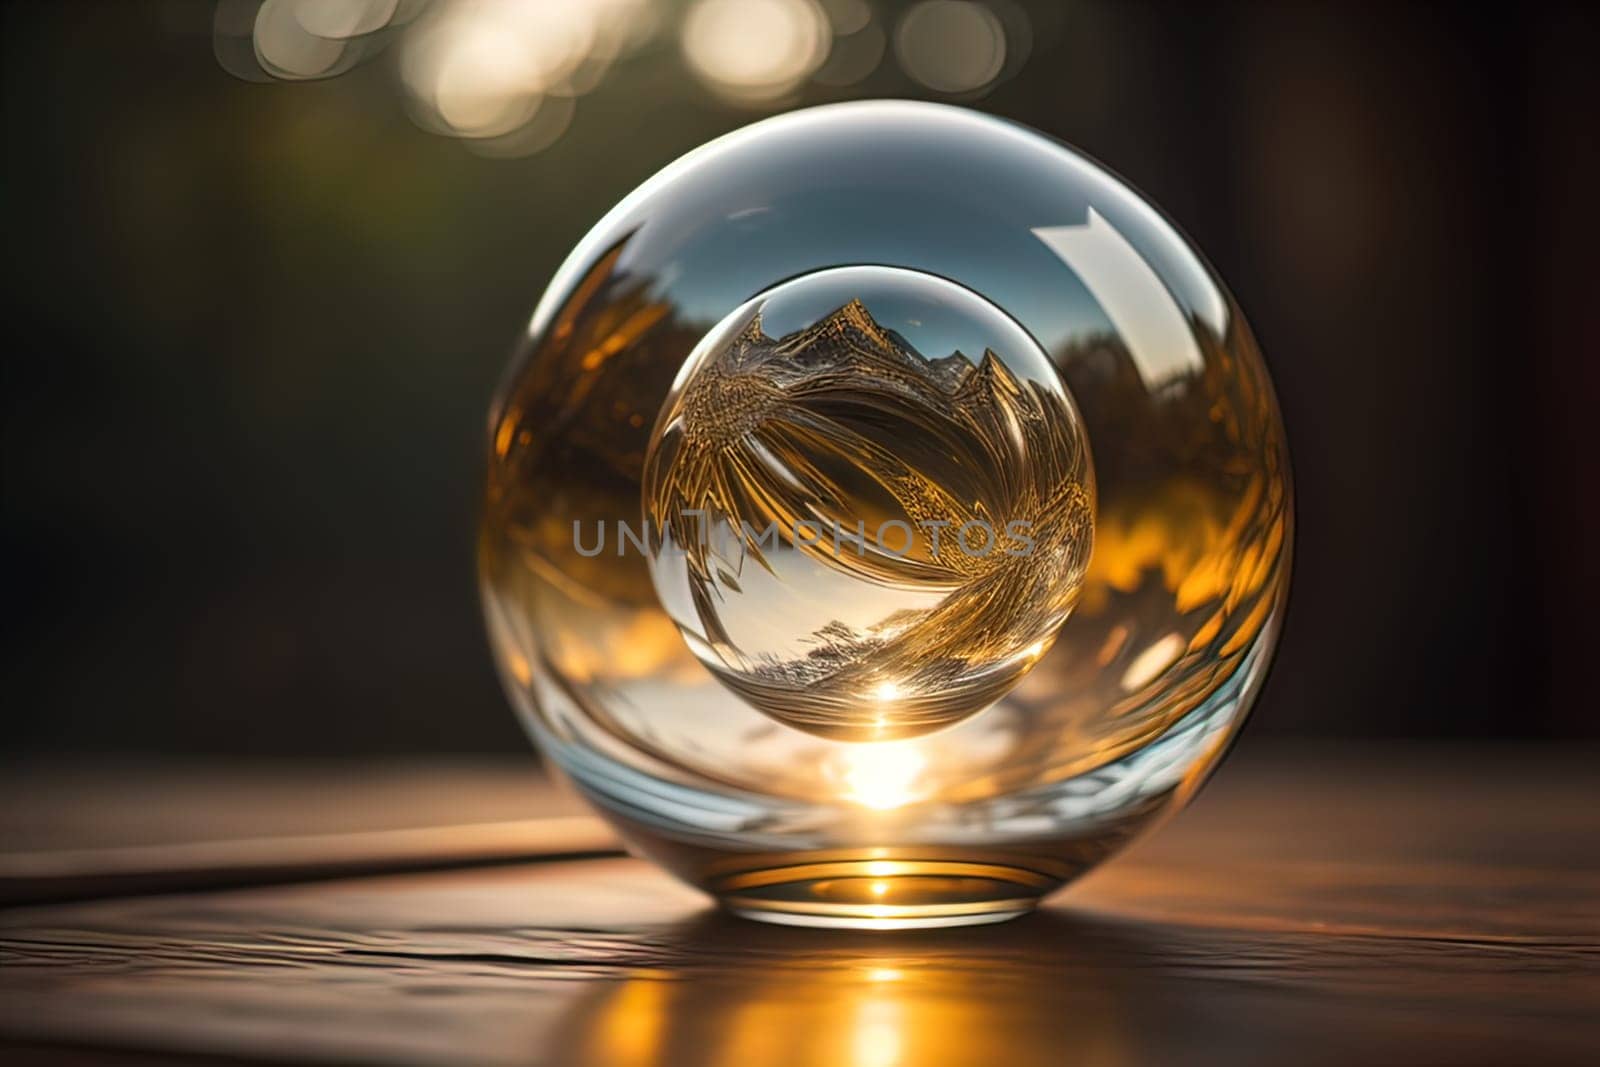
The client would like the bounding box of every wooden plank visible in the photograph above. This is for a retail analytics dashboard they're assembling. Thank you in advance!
[1,744,1596,1065]
[0,816,620,906]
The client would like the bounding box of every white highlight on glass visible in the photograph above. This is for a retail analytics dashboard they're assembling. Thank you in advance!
[1033,208,1205,389]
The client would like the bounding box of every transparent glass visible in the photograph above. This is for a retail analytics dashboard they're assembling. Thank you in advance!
[481,101,1291,928]
[644,265,1095,742]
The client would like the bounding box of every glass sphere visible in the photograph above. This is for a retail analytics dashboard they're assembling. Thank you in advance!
[643,265,1094,742]
[481,101,1291,928]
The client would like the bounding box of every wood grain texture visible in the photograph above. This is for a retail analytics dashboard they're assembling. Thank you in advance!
[1,744,1597,1066]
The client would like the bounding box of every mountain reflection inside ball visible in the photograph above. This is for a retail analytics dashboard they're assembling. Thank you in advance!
[643,267,1093,741]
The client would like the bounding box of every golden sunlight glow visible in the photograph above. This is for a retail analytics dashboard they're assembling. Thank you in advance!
[584,972,667,1066]
[851,999,905,1067]
[839,742,925,810]
[570,943,1132,1067]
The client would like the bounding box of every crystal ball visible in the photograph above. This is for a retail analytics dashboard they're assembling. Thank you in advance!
[643,265,1094,742]
[481,102,1292,928]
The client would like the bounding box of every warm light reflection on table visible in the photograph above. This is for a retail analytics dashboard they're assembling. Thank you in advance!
[559,914,1132,1067]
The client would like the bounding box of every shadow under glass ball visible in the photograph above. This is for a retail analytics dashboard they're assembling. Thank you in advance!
[643,266,1093,742]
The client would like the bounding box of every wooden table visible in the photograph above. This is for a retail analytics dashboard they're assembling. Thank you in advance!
[2,743,1597,1065]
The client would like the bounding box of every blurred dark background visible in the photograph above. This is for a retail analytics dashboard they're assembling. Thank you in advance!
[3,0,1596,757]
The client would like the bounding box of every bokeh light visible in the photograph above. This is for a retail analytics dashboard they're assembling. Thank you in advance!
[213,0,1041,149]
[469,94,577,160]
[814,0,884,88]
[215,0,655,157]
[292,0,402,41]
[894,1,1008,95]
[680,0,830,104]
[213,0,276,82]
[254,0,361,80]
[402,0,650,147]
[820,0,872,37]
